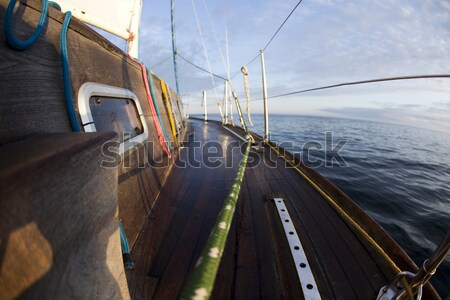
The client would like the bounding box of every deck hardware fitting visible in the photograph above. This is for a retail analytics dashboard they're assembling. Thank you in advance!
[273,197,321,300]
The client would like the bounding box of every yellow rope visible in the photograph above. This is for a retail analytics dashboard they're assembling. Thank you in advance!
[165,85,182,136]
[267,143,401,274]
[160,79,178,143]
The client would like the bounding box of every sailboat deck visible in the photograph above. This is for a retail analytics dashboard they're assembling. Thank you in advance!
[0,2,442,298]
[126,119,390,299]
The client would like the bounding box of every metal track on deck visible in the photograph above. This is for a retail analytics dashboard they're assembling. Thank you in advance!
[273,197,321,300]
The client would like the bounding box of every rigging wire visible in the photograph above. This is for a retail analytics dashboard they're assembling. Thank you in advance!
[230,55,258,79]
[234,0,304,74]
[171,0,180,93]
[224,9,234,121]
[224,8,231,81]
[200,0,235,122]
[172,0,305,84]
[262,0,303,51]
[191,0,221,102]
[149,55,172,69]
[174,0,305,83]
[250,74,450,101]
[177,53,228,81]
[201,0,230,80]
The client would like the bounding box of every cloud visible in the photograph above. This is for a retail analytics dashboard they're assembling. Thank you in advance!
[98,0,450,133]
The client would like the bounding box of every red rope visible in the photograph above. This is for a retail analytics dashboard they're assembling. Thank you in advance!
[133,58,172,158]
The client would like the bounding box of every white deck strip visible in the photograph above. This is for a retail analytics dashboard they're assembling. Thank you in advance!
[273,197,322,300]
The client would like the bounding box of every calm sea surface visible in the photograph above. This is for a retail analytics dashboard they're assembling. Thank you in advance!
[200,114,450,296]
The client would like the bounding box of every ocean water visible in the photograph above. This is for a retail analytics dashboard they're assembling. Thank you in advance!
[199,114,450,296]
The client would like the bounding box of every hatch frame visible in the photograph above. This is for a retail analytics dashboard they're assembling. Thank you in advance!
[78,82,149,155]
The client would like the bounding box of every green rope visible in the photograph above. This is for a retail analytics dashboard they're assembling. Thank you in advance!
[227,82,248,133]
[180,140,252,300]
[233,93,248,133]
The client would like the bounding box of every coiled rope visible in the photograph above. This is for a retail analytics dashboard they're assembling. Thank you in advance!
[4,0,80,131]
[160,79,178,144]
[180,140,252,300]
[48,1,61,11]
[147,68,172,152]
[241,66,253,126]
[119,222,135,270]
[60,10,81,132]
[4,0,138,269]
[132,59,172,158]
[166,85,182,134]
[226,81,248,133]
[231,90,248,133]
[4,0,49,50]
[56,3,134,266]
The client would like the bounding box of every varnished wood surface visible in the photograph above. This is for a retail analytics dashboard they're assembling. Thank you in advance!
[0,0,187,251]
[151,74,176,145]
[126,119,411,299]
[0,132,130,299]
[0,1,438,298]
[239,143,387,299]
[127,120,242,299]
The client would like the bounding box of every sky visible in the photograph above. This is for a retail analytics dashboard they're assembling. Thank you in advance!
[105,0,450,134]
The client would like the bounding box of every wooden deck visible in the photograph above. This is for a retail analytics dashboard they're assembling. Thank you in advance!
[0,1,439,298]
[126,119,393,299]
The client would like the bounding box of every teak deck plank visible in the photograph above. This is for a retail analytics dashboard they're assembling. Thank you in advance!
[126,136,195,299]
[263,156,357,296]
[233,175,261,300]
[243,168,288,299]
[127,119,391,299]
[151,164,219,298]
[128,121,241,299]
[249,147,388,299]
[269,152,387,298]
[1,1,438,298]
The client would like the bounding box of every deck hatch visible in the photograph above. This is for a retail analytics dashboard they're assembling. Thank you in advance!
[78,82,148,154]
[88,96,143,142]
[273,197,322,300]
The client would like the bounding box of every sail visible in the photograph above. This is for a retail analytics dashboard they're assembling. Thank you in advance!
[56,0,142,57]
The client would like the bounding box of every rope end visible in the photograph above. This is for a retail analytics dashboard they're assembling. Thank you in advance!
[123,253,135,270]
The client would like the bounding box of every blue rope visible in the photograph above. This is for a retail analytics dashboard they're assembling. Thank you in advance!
[119,222,135,270]
[5,0,133,269]
[58,5,132,268]
[60,11,80,132]
[147,68,171,149]
[48,1,61,11]
[119,222,130,253]
[4,0,49,50]
[4,0,79,131]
